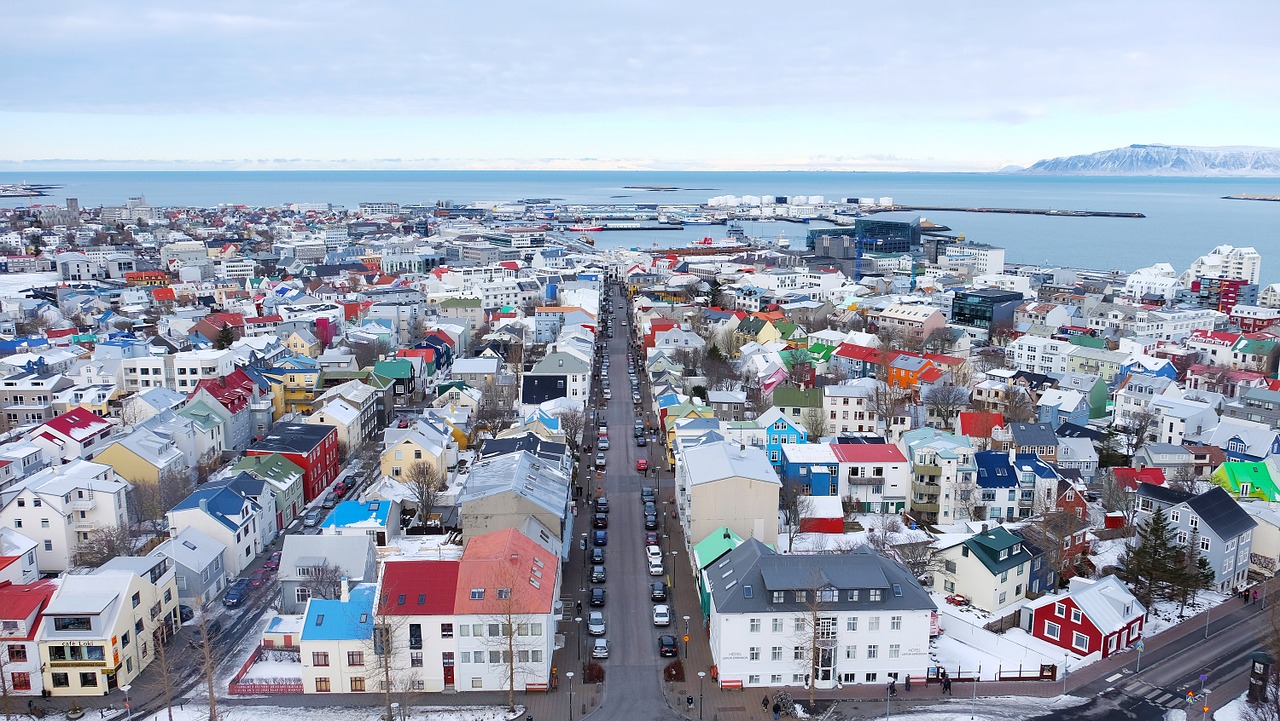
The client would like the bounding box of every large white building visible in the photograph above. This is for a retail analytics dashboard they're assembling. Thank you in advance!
[706,541,935,689]
[0,461,131,573]
[1124,263,1182,301]
[1181,245,1262,286]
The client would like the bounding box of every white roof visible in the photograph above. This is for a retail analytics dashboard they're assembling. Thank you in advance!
[681,441,780,487]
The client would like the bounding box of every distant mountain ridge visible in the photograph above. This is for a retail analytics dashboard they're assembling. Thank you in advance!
[1021,144,1280,176]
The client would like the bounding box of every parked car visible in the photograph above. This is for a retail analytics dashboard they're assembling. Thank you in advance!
[644,514,658,530]
[591,638,610,659]
[589,587,606,607]
[321,492,337,509]
[593,530,608,546]
[263,551,282,570]
[248,569,270,588]
[189,619,223,648]
[645,545,662,561]
[591,547,605,564]
[593,513,609,529]
[641,487,656,504]
[659,635,678,657]
[333,481,349,497]
[644,531,659,546]
[178,604,195,622]
[222,581,250,608]
[636,459,649,472]
[603,389,612,401]
[595,497,609,513]
[643,501,657,517]
[653,604,671,626]
[595,453,607,468]
[648,558,664,576]
[598,436,611,451]
[303,510,320,527]
[650,581,668,601]
[588,611,606,636]
[591,564,607,583]
[636,435,647,447]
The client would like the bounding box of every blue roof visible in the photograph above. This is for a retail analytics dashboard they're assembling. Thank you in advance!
[301,584,376,641]
[656,393,683,409]
[172,486,260,532]
[974,450,1018,489]
[321,500,391,529]
[1012,453,1059,479]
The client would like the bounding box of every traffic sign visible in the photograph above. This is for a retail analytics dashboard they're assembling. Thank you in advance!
[684,635,690,642]
[1200,674,1208,681]
[1135,641,1144,652]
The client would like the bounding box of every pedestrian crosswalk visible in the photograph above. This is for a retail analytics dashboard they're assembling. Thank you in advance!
[1120,678,1188,709]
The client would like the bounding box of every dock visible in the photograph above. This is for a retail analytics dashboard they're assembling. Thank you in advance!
[865,205,1144,218]
[1223,194,1280,202]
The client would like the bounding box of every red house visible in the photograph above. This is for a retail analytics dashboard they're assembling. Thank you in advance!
[246,422,340,502]
[1112,467,1165,492]
[1024,576,1144,658]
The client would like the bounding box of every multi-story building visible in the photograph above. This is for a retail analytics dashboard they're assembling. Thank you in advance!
[0,461,130,573]
[901,428,978,524]
[1005,336,1073,376]
[0,580,57,696]
[1134,484,1255,594]
[950,288,1024,332]
[246,423,341,503]
[1181,245,1262,286]
[707,540,935,688]
[0,372,75,432]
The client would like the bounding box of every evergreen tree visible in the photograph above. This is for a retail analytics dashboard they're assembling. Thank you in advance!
[708,278,724,308]
[1175,530,1217,614]
[1097,424,1128,468]
[1116,507,1180,607]
[215,323,235,350]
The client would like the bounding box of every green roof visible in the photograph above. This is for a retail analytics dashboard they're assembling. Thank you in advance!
[1235,337,1278,356]
[440,297,482,308]
[771,386,823,409]
[373,358,413,380]
[773,321,799,339]
[1212,461,1279,502]
[693,527,744,571]
[231,454,305,485]
[178,400,224,432]
[1069,335,1107,349]
[806,343,836,362]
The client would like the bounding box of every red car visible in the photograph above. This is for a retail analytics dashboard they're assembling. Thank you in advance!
[636,459,649,472]
[263,551,282,571]
[248,569,270,588]
[644,532,659,546]
[945,594,970,607]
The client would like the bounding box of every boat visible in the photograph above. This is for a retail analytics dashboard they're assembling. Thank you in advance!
[568,223,604,232]
[687,236,749,250]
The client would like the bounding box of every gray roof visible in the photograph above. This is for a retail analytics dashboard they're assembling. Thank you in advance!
[459,450,570,519]
[1186,486,1258,541]
[1010,422,1059,448]
[150,527,224,572]
[708,539,935,614]
[279,534,376,583]
[682,441,779,488]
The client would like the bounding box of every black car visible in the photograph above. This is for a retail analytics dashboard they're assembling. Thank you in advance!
[636,435,647,447]
[650,581,668,601]
[643,501,657,517]
[644,514,658,530]
[641,486,656,504]
[189,619,224,648]
[593,513,609,529]
[659,635,678,657]
[591,564,606,583]
[591,547,605,564]
[634,427,645,438]
[595,497,609,513]
[590,587,606,607]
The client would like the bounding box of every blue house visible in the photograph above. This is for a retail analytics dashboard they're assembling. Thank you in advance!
[755,408,808,467]
[321,499,398,545]
[777,443,839,494]
[974,451,1021,522]
[1035,388,1089,429]
[1206,417,1280,462]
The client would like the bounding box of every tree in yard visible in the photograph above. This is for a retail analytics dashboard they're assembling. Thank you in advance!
[214,322,235,350]
[471,378,511,439]
[194,449,222,485]
[1164,465,1202,495]
[132,466,195,528]
[867,380,911,435]
[151,624,179,721]
[350,338,382,369]
[1096,467,1138,528]
[402,461,445,527]
[73,523,136,567]
[923,384,969,430]
[780,481,814,551]
[1122,408,1160,458]
[554,407,588,451]
[368,606,410,721]
[1004,386,1037,423]
[702,344,737,391]
[1175,529,1217,615]
[922,326,955,355]
[1096,425,1128,468]
[1023,511,1087,584]
[0,641,13,721]
[299,560,347,602]
[893,539,945,581]
[864,513,903,556]
[1115,507,1180,607]
[973,346,1010,373]
[799,407,828,442]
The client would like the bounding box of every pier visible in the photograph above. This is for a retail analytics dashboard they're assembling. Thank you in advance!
[864,204,1144,218]
[1223,194,1280,202]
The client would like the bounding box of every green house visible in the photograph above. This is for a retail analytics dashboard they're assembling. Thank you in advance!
[1212,460,1280,501]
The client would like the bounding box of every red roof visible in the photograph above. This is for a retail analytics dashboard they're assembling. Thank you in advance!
[397,348,435,362]
[831,444,907,464]
[152,287,177,301]
[498,261,521,271]
[190,368,258,413]
[1113,467,1165,491]
[957,411,1005,438]
[424,329,455,347]
[923,353,965,367]
[454,529,558,615]
[918,367,945,383]
[203,312,246,328]
[46,327,78,339]
[40,407,111,442]
[0,580,57,638]
[379,560,460,616]
[245,315,283,325]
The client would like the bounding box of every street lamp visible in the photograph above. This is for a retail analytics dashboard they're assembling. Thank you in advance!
[581,532,588,570]
[886,681,891,720]
[683,615,691,659]
[121,684,133,721]
[1062,654,1069,694]
[575,616,582,662]
[390,702,399,721]
[697,671,707,720]
[566,671,575,721]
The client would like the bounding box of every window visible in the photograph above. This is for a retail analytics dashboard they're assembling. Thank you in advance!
[296,587,311,604]
[53,617,91,631]
[1201,537,1211,552]
[1070,609,1082,624]
[749,647,760,661]
[347,651,364,666]
[51,673,69,688]
[1054,602,1065,617]
[8,645,26,662]
[794,617,805,632]
[79,672,98,688]
[1170,510,1180,523]
[844,645,857,660]
[848,590,860,602]
[315,677,331,692]
[132,592,141,608]
[846,617,858,632]
[868,589,882,602]
[999,591,1007,605]
[772,591,784,603]
[868,617,880,632]
[1190,515,1199,530]
[1072,631,1089,651]
[749,618,761,633]
[349,677,365,692]
[889,644,900,659]
[772,618,783,633]
[11,672,30,691]
[866,645,878,659]
[771,646,783,661]
[793,646,805,661]
[312,652,330,667]
[411,652,423,667]
[470,588,484,600]
[890,616,902,631]
[1044,621,1060,640]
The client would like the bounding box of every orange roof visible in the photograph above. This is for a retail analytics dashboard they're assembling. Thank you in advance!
[454,529,558,615]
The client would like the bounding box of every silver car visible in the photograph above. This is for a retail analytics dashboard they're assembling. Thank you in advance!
[591,638,610,659]
[588,611,605,636]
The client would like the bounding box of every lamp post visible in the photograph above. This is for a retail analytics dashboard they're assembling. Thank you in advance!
[121,684,133,721]
[566,671,575,721]
[1204,603,1211,639]
[1062,654,1069,694]
[886,681,891,720]
[390,702,399,721]
[697,671,707,720]
[684,615,691,659]
[575,616,582,661]
[581,532,588,570]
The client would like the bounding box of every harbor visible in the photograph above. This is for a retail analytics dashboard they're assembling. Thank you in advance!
[864,204,1145,218]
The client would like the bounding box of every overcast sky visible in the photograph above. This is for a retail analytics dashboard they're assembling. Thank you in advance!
[4,1,1278,171]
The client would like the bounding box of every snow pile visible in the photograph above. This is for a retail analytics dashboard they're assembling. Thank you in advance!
[143,705,525,721]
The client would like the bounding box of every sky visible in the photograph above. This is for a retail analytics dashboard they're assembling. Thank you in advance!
[3,1,1279,172]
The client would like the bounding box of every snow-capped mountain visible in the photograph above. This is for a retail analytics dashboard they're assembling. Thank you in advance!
[1022,144,1280,176]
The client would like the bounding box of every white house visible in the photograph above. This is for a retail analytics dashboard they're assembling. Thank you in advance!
[0,460,131,573]
[166,485,267,578]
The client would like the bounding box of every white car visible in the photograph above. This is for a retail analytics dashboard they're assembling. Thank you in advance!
[591,638,610,659]
[645,545,662,562]
[648,558,664,576]
[652,604,671,626]
[588,611,605,636]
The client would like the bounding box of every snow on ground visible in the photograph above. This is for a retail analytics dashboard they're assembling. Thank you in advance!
[845,694,1088,720]
[141,705,524,721]
[381,533,463,560]
[1143,590,1229,636]
[777,513,931,554]
[239,648,302,682]
[1212,690,1251,721]
[0,271,59,299]
[1089,537,1127,574]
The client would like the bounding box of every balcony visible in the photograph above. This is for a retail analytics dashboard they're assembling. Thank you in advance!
[912,481,941,496]
[913,463,943,476]
[912,501,940,515]
[69,498,97,512]
[847,475,886,486]
[73,520,96,532]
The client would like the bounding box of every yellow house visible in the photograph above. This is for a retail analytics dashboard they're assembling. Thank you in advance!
[662,401,716,463]
[380,423,453,480]
[285,329,323,358]
[53,384,117,417]
[94,428,188,488]
[263,368,322,414]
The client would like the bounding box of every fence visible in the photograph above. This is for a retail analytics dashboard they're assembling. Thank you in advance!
[983,609,1021,634]
[228,644,305,695]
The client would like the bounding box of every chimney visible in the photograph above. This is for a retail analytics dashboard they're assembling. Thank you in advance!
[980,523,988,533]
[340,577,350,603]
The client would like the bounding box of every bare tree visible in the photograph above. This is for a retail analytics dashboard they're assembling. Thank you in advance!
[73,523,136,567]
[923,385,969,430]
[553,407,587,451]
[300,560,347,601]
[1164,465,1202,495]
[1004,387,1037,423]
[193,605,221,721]
[194,449,222,485]
[973,346,1010,373]
[402,461,445,527]
[864,514,903,556]
[923,326,955,355]
[894,540,945,580]
[799,407,828,442]
[1023,511,1087,584]
[867,380,910,433]
[0,642,13,721]
[1123,408,1160,457]
[368,605,409,721]
[478,564,546,712]
[780,481,814,551]
[133,466,195,528]
[1097,468,1138,528]
[151,624,179,721]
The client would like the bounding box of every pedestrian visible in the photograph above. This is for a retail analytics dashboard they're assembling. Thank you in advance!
[762,696,770,711]
[905,675,911,692]
[576,600,582,614]
[943,678,952,695]
[773,702,781,720]
[888,679,896,697]
[1255,590,1260,604]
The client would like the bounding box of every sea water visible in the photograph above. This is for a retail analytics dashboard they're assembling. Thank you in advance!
[4,170,1280,281]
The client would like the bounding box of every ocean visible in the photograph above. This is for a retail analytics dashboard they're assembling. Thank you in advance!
[4,170,1280,281]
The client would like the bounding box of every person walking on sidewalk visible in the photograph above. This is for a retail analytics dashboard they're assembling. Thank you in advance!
[888,679,896,697]
[772,702,781,719]
[762,696,770,712]
[942,677,952,695]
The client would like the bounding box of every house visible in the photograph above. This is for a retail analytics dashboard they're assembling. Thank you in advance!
[307,398,362,458]
[1204,417,1280,463]
[37,556,181,696]
[1036,388,1089,429]
[313,380,384,447]
[1211,460,1280,503]
[708,390,749,422]
[246,423,341,502]
[227,453,307,531]
[377,559,460,692]
[1134,484,1256,593]
[24,407,114,465]
[278,534,378,614]
[457,451,570,550]
[0,526,40,586]
[705,540,936,689]
[901,428,979,524]
[755,408,809,467]
[167,485,269,578]
[1022,576,1145,659]
[677,440,781,547]
[932,525,1037,612]
[148,527,227,607]
[320,499,400,546]
[1009,422,1060,465]
[92,427,188,489]
[831,443,911,513]
[0,461,131,573]
[298,582,377,694]
[381,416,458,480]
[0,580,57,696]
